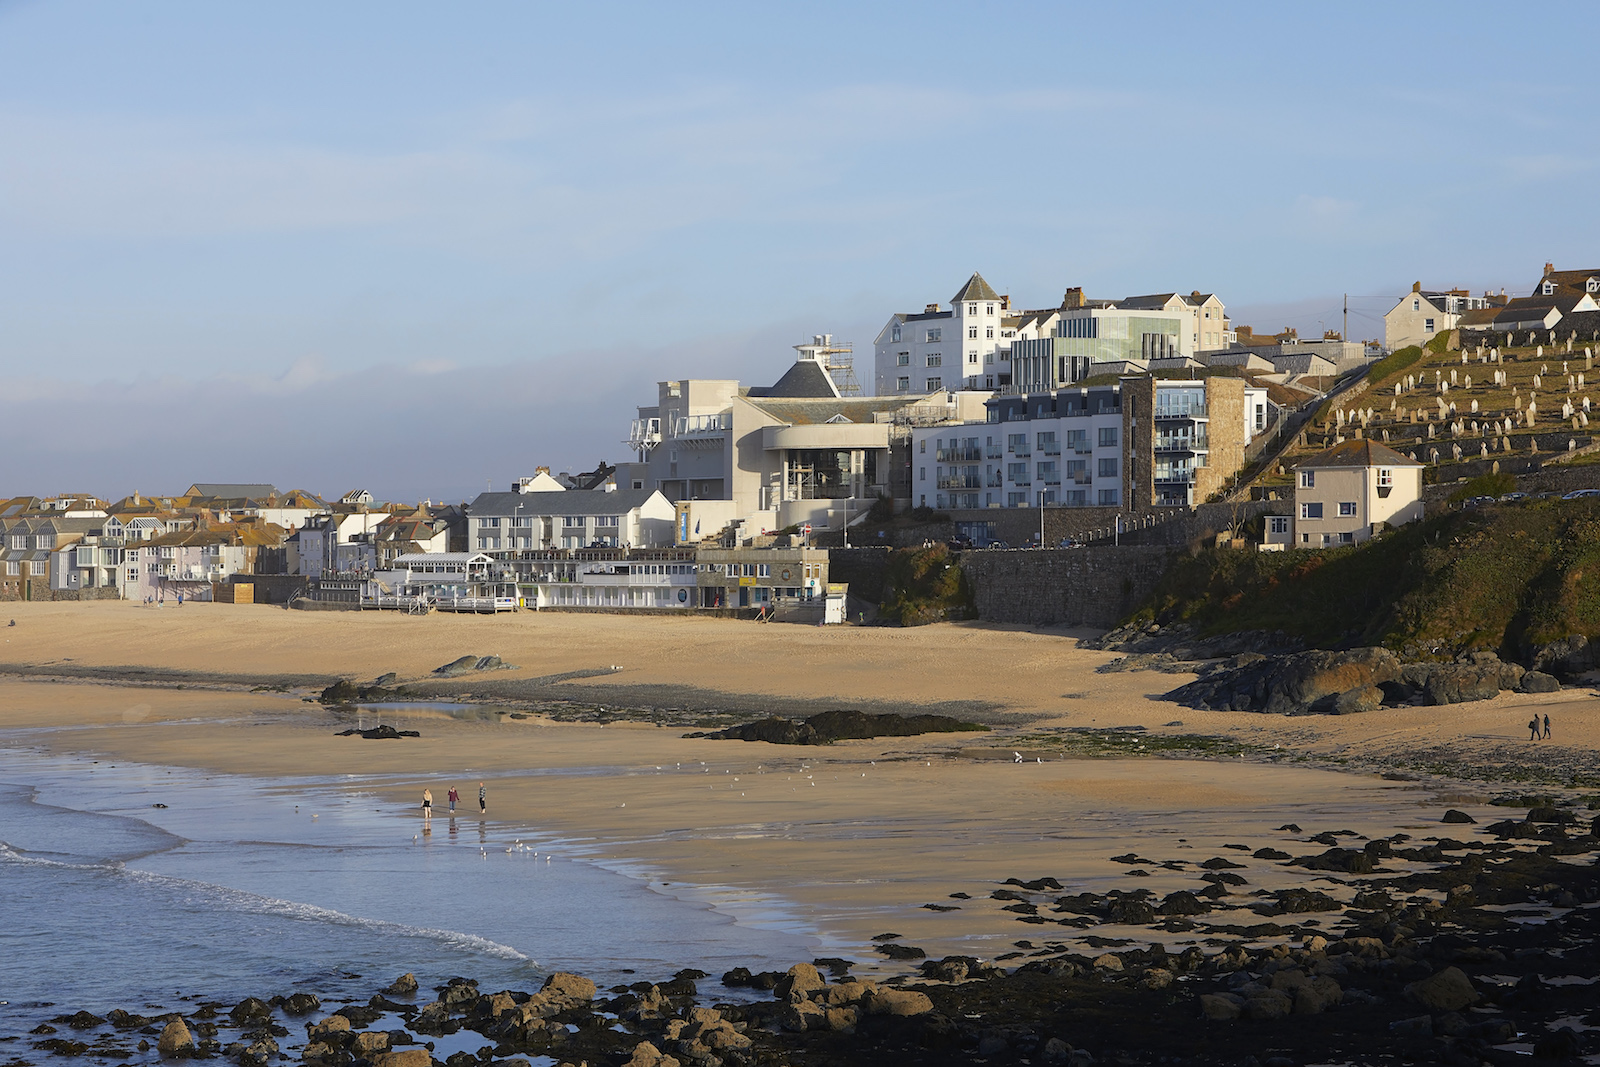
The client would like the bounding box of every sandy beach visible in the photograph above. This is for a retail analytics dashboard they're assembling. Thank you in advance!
[3,600,1598,971]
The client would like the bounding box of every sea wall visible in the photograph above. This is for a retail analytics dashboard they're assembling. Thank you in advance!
[958,545,1175,627]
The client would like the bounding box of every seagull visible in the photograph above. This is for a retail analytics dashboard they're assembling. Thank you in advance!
[1014,752,1023,763]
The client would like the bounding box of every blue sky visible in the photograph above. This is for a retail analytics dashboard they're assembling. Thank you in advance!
[3,1,1596,502]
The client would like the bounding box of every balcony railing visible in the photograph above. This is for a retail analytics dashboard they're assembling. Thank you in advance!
[937,476,982,490]
[1008,448,1031,457]
[986,476,1003,488]
[1040,444,1061,455]
[1155,433,1209,452]
[1154,471,1195,484]
[672,413,732,439]
[1155,404,1208,419]
[985,448,1003,459]
[936,447,984,462]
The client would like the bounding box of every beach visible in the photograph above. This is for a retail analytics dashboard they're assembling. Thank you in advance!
[3,602,1599,1063]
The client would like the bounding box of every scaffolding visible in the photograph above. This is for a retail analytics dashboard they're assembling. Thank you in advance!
[794,334,860,396]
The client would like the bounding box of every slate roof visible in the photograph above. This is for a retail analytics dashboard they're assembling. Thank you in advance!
[468,488,663,517]
[746,359,840,399]
[951,273,1001,304]
[1296,439,1422,469]
[186,483,278,499]
[746,396,924,426]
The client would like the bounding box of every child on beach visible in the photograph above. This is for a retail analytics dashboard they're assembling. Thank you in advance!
[422,788,433,819]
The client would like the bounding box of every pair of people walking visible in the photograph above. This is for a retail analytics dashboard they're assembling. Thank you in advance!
[1528,713,1552,740]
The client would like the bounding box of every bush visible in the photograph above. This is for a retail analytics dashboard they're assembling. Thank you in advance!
[880,543,974,626]
[1447,470,1517,504]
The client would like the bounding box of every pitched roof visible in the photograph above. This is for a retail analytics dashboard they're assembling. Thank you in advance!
[468,487,663,517]
[1296,439,1422,469]
[185,483,278,499]
[746,359,840,399]
[951,273,1000,304]
[746,396,925,426]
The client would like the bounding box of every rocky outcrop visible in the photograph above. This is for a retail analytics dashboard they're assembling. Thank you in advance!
[156,1018,194,1057]
[1165,647,1403,714]
[692,709,987,745]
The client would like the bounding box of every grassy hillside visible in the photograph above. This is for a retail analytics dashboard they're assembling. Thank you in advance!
[1128,497,1600,659]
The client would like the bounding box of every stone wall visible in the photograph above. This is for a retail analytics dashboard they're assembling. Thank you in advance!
[0,579,120,603]
[959,545,1175,627]
[1195,376,1245,503]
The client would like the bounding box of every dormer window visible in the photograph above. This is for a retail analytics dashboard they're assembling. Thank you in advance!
[1543,282,1555,295]
[1589,279,1598,293]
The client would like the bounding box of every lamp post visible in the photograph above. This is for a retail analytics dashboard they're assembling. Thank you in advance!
[1038,490,1045,548]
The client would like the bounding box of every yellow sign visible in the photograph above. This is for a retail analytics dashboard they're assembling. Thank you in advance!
[738,575,757,587]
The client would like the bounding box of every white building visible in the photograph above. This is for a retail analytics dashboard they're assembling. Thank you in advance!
[872,274,1017,394]
[467,485,676,552]
[1264,439,1425,549]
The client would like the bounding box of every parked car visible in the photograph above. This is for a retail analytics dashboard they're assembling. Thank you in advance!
[1498,492,1526,503]
[1463,496,1497,508]
[1561,488,1600,500]
[986,540,1010,550]
[1057,537,1086,549]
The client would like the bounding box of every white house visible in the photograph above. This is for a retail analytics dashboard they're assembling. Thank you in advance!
[1265,439,1425,549]
[872,273,1017,394]
[467,486,676,551]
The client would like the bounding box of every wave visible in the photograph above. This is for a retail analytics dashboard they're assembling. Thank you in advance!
[0,842,533,964]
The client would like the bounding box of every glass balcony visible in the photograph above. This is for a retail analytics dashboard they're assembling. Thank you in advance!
[1155,433,1209,452]
[937,476,982,490]
[936,447,984,462]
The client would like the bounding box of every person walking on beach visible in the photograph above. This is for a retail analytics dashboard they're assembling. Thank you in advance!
[478,782,487,814]
[422,788,433,820]
[1543,713,1552,740]
[1529,716,1540,741]
[447,786,458,813]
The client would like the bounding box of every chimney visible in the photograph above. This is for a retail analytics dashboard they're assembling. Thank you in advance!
[1546,261,1555,276]
[1412,281,1421,292]
[1000,294,1010,309]
[1062,287,1085,309]
[1191,290,1203,300]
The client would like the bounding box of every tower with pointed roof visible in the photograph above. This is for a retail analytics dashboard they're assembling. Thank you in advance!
[872,272,1015,396]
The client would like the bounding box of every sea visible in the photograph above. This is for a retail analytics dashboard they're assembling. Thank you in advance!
[0,742,818,1045]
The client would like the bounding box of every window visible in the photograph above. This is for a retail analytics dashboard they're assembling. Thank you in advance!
[968,304,977,315]
[919,438,926,453]
[1340,532,1355,543]
[1301,502,1324,519]
[1412,299,1421,311]
[984,351,995,364]
[985,304,994,315]
[1007,492,1027,507]
[985,326,994,339]
[968,326,978,339]
[1037,431,1058,453]
[1542,282,1554,296]
[6,562,18,576]
[1097,457,1118,478]
[1007,462,1029,483]
[1269,516,1289,534]
[897,376,910,392]
[1007,433,1028,454]
[896,352,910,366]
[1098,426,1118,447]
[968,350,978,364]
[1377,468,1393,487]
[925,328,941,342]
[925,377,942,391]
[926,353,942,367]
[1300,471,1315,488]
[1097,489,1119,506]
[1339,502,1357,516]
[1425,318,1435,333]
[891,323,901,342]
[919,467,926,481]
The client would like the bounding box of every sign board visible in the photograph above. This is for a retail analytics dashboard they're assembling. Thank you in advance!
[738,575,757,587]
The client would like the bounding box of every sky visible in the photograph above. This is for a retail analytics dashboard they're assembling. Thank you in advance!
[3,1,1598,503]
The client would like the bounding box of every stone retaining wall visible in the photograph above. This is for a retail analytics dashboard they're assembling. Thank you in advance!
[958,545,1175,627]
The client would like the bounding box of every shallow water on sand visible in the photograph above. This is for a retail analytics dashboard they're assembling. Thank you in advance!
[0,746,817,1037]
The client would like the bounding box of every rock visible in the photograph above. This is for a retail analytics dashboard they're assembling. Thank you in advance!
[1140,968,1175,990]
[1389,1015,1433,1038]
[517,972,596,1018]
[1091,953,1125,972]
[1520,670,1560,693]
[774,962,826,1000]
[238,1037,279,1067]
[157,1018,195,1057]
[1243,989,1293,1020]
[1404,966,1479,1012]
[1107,898,1156,924]
[1530,634,1597,677]
[1292,976,1342,1015]
[229,998,274,1024]
[351,1032,390,1057]
[816,980,877,1006]
[1158,890,1211,915]
[822,1006,859,1032]
[386,974,419,996]
[1401,661,1517,705]
[306,1016,351,1041]
[438,982,478,1009]
[780,999,827,1032]
[1293,847,1374,874]
[281,993,320,1016]
[1533,1027,1582,1059]
[1165,646,1402,715]
[1200,992,1243,1020]
[480,991,516,1019]
[433,655,479,677]
[1441,809,1476,824]
[623,1040,680,1067]
[1271,888,1342,914]
[1042,1037,1073,1063]
[863,989,934,1016]
[372,1051,432,1067]
[300,1042,333,1063]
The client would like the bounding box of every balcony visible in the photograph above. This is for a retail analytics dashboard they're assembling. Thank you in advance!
[936,447,984,462]
[986,475,1003,488]
[673,412,732,444]
[1155,404,1208,420]
[1154,471,1195,485]
[1155,433,1209,452]
[627,420,662,451]
[985,447,1003,459]
[1008,448,1031,458]
[1041,445,1061,456]
[938,476,982,490]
